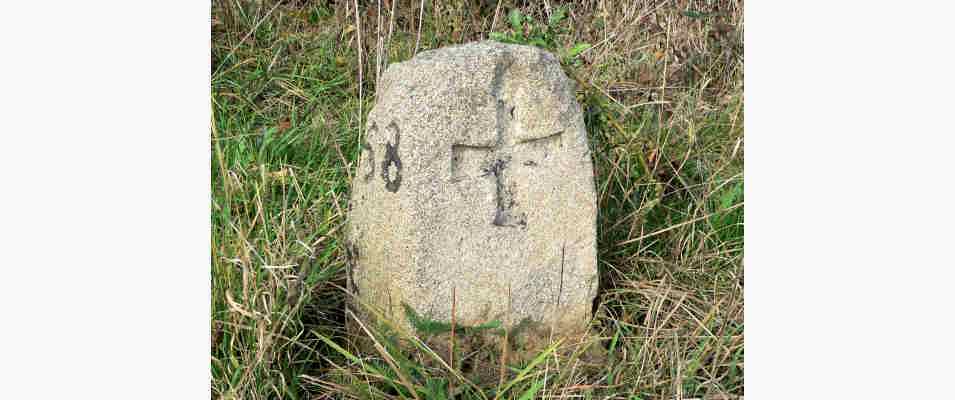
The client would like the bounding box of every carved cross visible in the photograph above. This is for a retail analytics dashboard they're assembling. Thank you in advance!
[451,100,562,228]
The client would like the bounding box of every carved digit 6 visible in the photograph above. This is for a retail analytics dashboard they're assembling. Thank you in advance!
[361,122,377,182]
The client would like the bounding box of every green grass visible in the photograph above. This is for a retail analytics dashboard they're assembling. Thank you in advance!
[212,1,743,398]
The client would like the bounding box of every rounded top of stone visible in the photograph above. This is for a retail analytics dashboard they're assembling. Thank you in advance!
[410,40,556,62]
[376,41,569,103]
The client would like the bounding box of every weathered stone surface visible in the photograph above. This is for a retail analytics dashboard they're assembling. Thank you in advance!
[347,41,597,336]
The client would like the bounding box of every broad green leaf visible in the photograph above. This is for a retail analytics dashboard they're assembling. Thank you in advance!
[720,181,743,211]
[567,43,592,58]
[404,303,503,335]
[509,9,524,31]
[548,6,568,26]
[489,32,510,43]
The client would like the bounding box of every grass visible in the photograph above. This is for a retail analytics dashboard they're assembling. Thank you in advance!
[212,0,743,398]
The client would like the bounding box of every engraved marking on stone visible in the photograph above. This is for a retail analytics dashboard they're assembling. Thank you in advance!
[450,98,563,228]
[557,243,565,306]
[346,244,360,296]
[380,121,402,192]
[361,124,377,182]
[481,157,525,227]
[361,142,375,181]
